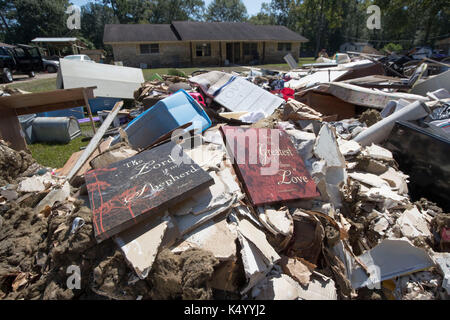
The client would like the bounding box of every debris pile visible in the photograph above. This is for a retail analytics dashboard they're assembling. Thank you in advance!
[0,52,449,300]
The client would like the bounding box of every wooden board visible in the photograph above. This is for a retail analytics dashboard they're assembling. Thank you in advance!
[0,108,27,151]
[296,91,355,121]
[220,126,319,206]
[56,138,113,177]
[0,87,96,116]
[85,141,214,243]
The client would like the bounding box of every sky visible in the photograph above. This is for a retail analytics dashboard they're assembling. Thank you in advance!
[71,0,267,16]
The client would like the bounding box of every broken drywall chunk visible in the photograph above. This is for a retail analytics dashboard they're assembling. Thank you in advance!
[349,172,389,188]
[371,215,390,236]
[35,181,70,213]
[18,176,46,193]
[174,204,232,236]
[17,173,55,193]
[338,139,361,157]
[286,129,316,160]
[238,234,273,293]
[280,256,312,286]
[396,206,432,239]
[297,276,338,300]
[256,207,280,235]
[171,140,243,217]
[253,274,302,300]
[314,123,346,168]
[282,99,323,121]
[351,238,435,289]
[433,252,450,294]
[364,185,408,203]
[380,167,409,194]
[264,207,294,237]
[363,143,394,161]
[115,217,169,279]
[172,216,237,261]
[238,219,280,265]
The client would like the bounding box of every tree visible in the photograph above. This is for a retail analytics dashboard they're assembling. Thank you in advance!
[101,0,152,24]
[205,0,248,22]
[249,3,276,25]
[150,0,205,23]
[81,2,118,49]
[5,0,70,44]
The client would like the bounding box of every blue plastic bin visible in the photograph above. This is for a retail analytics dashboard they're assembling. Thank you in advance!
[88,97,122,114]
[37,106,85,119]
[114,89,212,149]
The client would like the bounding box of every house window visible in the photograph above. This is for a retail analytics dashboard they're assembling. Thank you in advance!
[277,42,292,51]
[140,44,159,54]
[243,43,257,56]
[196,43,211,57]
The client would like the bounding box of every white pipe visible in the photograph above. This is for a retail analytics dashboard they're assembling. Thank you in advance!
[353,101,431,146]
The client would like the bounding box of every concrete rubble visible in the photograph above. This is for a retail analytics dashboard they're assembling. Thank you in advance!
[0,52,449,301]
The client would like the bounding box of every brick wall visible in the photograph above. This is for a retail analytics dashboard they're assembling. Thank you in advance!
[111,42,191,68]
[109,41,302,67]
[263,42,301,64]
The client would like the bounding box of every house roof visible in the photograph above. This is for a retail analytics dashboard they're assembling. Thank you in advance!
[103,21,308,43]
[103,24,179,43]
[171,21,308,42]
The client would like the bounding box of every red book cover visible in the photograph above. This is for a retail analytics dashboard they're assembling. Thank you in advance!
[220,126,319,206]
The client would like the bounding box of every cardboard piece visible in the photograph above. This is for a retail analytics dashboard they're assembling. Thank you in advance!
[221,126,319,206]
[85,141,213,242]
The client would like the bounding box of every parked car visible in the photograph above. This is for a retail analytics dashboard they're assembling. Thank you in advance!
[42,58,60,73]
[0,44,43,83]
[63,54,95,63]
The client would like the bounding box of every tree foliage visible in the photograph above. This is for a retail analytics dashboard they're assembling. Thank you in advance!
[0,0,447,55]
[205,0,248,22]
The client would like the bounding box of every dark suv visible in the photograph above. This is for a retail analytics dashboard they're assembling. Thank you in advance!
[0,44,44,83]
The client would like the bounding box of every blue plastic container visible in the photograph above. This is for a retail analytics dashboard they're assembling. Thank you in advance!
[37,106,85,119]
[114,89,212,149]
[88,97,122,114]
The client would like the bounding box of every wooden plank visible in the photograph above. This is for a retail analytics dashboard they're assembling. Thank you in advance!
[56,150,83,177]
[15,100,86,116]
[66,101,124,182]
[85,140,214,242]
[56,138,113,177]
[296,92,355,121]
[0,87,96,115]
[0,108,27,151]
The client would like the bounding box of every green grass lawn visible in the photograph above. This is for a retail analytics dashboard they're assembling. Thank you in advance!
[15,59,315,168]
[28,123,96,169]
[8,77,57,93]
[7,59,315,93]
[143,59,315,79]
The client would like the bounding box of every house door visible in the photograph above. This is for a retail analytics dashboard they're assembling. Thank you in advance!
[226,42,241,64]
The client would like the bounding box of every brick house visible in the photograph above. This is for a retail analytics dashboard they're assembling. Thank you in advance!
[103,21,308,68]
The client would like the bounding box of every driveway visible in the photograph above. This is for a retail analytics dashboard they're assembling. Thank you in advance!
[12,72,57,84]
